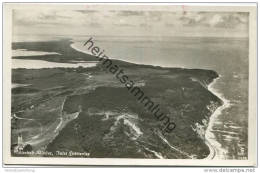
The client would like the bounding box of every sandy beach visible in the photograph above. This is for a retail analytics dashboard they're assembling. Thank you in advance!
[205,77,231,159]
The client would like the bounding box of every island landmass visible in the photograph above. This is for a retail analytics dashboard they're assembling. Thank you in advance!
[11,40,223,159]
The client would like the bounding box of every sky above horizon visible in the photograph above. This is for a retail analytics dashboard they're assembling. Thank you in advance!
[13,5,249,38]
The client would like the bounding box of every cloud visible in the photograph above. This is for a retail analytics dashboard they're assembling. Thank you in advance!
[13,10,77,27]
[113,23,136,27]
[147,11,162,22]
[13,9,249,38]
[164,23,174,27]
[209,14,223,26]
[178,12,248,29]
[87,22,103,28]
[116,10,145,16]
[140,23,150,27]
[74,10,98,14]
[179,12,208,27]
[209,13,248,28]
[38,12,72,20]
[112,18,136,27]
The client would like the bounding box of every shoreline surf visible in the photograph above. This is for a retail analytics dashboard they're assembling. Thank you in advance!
[205,76,231,159]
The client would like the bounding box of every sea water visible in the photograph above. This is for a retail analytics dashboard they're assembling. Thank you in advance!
[72,36,249,159]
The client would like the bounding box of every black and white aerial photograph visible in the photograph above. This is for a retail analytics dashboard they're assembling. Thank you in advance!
[3,3,257,166]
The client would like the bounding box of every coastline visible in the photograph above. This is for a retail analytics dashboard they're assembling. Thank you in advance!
[205,76,231,159]
[70,40,230,159]
[70,42,93,55]
[11,40,231,159]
